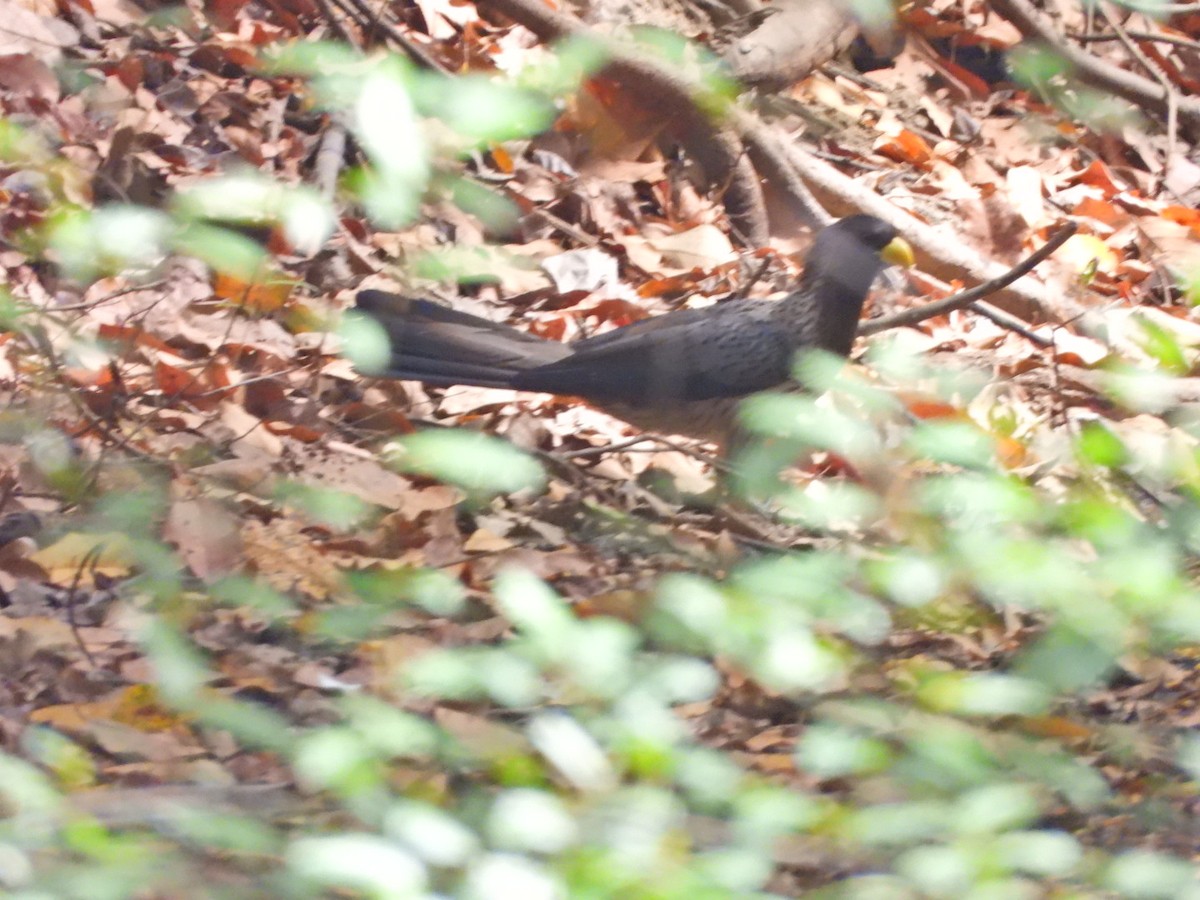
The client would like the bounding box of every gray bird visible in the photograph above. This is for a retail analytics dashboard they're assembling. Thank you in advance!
[355,215,913,449]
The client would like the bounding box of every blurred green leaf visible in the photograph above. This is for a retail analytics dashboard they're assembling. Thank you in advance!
[447,175,521,233]
[293,727,381,797]
[0,118,49,162]
[0,752,63,814]
[895,843,975,896]
[138,619,212,702]
[527,713,615,792]
[994,830,1081,877]
[488,789,577,853]
[740,392,880,458]
[410,243,540,285]
[420,74,556,143]
[197,699,294,754]
[464,853,564,900]
[1134,313,1190,375]
[1016,624,1117,691]
[174,811,281,855]
[627,29,738,117]
[389,430,545,496]
[339,309,393,374]
[341,694,441,758]
[869,552,945,607]
[920,673,1050,717]
[1008,45,1069,84]
[351,60,429,228]
[274,481,371,529]
[21,728,94,791]
[346,566,465,616]
[405,646,542,707]
[385,801,480,867]
[756,626,844,692]
[950,783,1039,835]
[561,617,639,695]
[288,833,427,896]
[776,479,881,531]
[1181,264,1200,306]
[1105,850,1198,899]
[525,35,609,96]
[263,40,362,88]
[50,205,172,281]
[0,288,26,330]
[797,724,891,778]
[907,420,996,469]
[173,222,268,281]
[210,575,297,617]
[174,171,334,242]
[848,800,950,846]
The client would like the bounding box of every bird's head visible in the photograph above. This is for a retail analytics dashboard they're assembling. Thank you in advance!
[811,214,915,275]
[799,214,914,355]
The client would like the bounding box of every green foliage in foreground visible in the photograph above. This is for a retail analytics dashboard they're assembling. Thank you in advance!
[2,31,1199,900]
[4,347,1200,899]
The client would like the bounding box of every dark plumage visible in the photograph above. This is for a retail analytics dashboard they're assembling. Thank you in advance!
[355,215,913,447]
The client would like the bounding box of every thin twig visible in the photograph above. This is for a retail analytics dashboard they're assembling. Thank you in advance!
[523,204,600,248]
[50,279,169,313]
[860,223,1078,334]
[735,254,774,300]
[805,148,887,172]
[971,299,1056,346]
[313,0,357,44]
[555,434,663,459]
[1072,29,1200,52]
[64,544,104,669]
[337,0,450,72]
[555,433,702,459]
[23,323,164,467]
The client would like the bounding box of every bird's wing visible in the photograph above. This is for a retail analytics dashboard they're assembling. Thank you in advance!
[513,302,796,403]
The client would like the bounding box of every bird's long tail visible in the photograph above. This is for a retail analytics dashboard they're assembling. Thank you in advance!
[355,290,570,390]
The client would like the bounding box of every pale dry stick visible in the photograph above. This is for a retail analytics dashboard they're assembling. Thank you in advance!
[990,0,1200,136]
[326,0,370,31]
[1111,0,1200,13]
[860,223,1078,334]
[1073,29,1200,52]
[1099,3,1178,172]
[740,123,831,229]
[734,112,1066,318]
[523,204,601,249]
[313,117,347,202]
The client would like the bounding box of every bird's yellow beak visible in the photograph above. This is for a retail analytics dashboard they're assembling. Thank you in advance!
[882,236,915,268]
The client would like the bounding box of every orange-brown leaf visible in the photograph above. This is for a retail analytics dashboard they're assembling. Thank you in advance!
[874,130,933,166]
[213,271,294,313]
